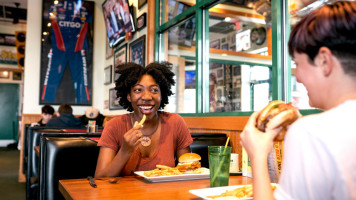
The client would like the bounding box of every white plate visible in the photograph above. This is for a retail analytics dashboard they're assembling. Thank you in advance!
[189,185,253,200]
[134,168,210,183]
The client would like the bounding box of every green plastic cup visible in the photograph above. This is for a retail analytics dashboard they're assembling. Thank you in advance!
[208,146,232,187]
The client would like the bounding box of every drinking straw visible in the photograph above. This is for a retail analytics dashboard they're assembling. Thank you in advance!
[211,137,230,184]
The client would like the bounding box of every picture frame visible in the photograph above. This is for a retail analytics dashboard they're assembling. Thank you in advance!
[12,71,22,80]
[0,34,16,46]
[138,0,147,9]
[210,39,220,49]
[233,65,241,76]
[106,37,113,59]
[114,44,127,69]
[221,43,229,50]
[217,69,223,78]
[39,0,94,105]
[109,88,124,110]
[136,13,147,31]
[104,65,112,85]
[217,88,222,99]
[129,35,146,66]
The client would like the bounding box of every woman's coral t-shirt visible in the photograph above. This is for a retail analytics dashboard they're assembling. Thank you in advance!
[97,112,193,176]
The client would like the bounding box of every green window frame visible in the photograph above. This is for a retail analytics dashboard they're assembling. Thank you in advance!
[154,0,321,117]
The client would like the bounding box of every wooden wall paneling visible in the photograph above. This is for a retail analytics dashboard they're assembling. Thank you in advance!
[182,116,249,131]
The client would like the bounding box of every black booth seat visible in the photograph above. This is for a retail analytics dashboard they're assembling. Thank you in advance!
[189,133,228,168]
[33,132,227,200]
[26,128,65,200]
[38,136,100,200]
[25,127,99,200]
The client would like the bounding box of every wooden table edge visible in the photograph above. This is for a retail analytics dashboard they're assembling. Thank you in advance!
[59,180,74,200]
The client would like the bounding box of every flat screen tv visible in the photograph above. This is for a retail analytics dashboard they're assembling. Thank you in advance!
[102,0,135,47]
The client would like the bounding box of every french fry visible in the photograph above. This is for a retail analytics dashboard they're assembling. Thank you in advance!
[138,114,146,126]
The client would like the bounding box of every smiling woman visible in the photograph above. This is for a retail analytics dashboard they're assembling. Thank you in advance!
[94,62,193,178]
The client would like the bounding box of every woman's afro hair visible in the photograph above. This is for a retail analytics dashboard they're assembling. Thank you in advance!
[114,62,175,112]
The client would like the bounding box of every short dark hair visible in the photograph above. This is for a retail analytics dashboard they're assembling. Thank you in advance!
[58,104,73,114]
[114,62,175,112]
[42,105,54,115]
[288,1,356,75]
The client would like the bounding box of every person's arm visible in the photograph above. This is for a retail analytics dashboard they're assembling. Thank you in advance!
[95,125,143,178]
[240,111,279,200]
[176,146,190,159]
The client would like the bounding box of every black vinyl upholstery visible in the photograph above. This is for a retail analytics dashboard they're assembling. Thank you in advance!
[26,128,64,200]
[189,133,228,168]
[23,124,30,174]
[25,127,99,200]
[38,135,100,200]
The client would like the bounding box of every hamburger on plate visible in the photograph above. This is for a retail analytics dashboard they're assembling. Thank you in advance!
[176,153,201,172]
[256,100,301,141]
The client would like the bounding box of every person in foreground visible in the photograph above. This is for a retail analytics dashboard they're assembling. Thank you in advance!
[95,62,192,177]
[240,1,356,199]
[46,104,84,128]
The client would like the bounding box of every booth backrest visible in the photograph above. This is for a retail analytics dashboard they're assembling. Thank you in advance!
[23,124,31,174]
[39,136,100,200]
[27,128,64,178]
[25,127,99,200]
[189,133,228,168]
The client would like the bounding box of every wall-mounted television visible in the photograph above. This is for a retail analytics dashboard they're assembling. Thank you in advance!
[102,0,135,47]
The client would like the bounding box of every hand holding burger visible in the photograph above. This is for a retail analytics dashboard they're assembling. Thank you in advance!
[256,100,301,141]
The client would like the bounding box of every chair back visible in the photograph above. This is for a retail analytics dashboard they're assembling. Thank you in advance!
[38,136,100,200]
[190,133,228,168]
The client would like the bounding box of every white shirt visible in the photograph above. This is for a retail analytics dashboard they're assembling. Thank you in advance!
[274,100,356,200]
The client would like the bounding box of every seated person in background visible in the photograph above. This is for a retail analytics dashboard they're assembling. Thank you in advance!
[46,104,85,128]
[95,62,192,177]
[31,104,55,127]
[79,106,105,127]
[240,1,356,199]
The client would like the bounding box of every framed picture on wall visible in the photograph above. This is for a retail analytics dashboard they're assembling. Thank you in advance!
[129,35,146,66]
[210,39,220,49]
[39,0,94,105]
[104,65,112,85]
[138,0,147,9]
[12,71,22,80]
[109,88,124,110]
[221,43,229,50]
[136,13,147,31]
[114,44,127,69]
[217,69,223,78]
[106,37,113,59]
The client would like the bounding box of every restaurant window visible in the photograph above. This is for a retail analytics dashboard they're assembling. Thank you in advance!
[155,0,319,116]
[160,16,197,113]
[207,2,272,113]
[288,0,323,110]
[160,0,196,24]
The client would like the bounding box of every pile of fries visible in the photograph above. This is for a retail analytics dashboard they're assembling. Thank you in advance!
[143,165,207,177]
[144,167,182,177]
[208,183,277,199]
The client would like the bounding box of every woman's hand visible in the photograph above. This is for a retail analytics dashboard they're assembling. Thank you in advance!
[240,111,280,161]
[121,123,143,154]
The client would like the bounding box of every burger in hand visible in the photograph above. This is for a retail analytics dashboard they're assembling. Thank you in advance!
[256,100,301,141]
[176,153,201,172]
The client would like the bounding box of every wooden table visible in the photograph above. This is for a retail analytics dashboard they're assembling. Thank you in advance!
[59,176,252,200]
